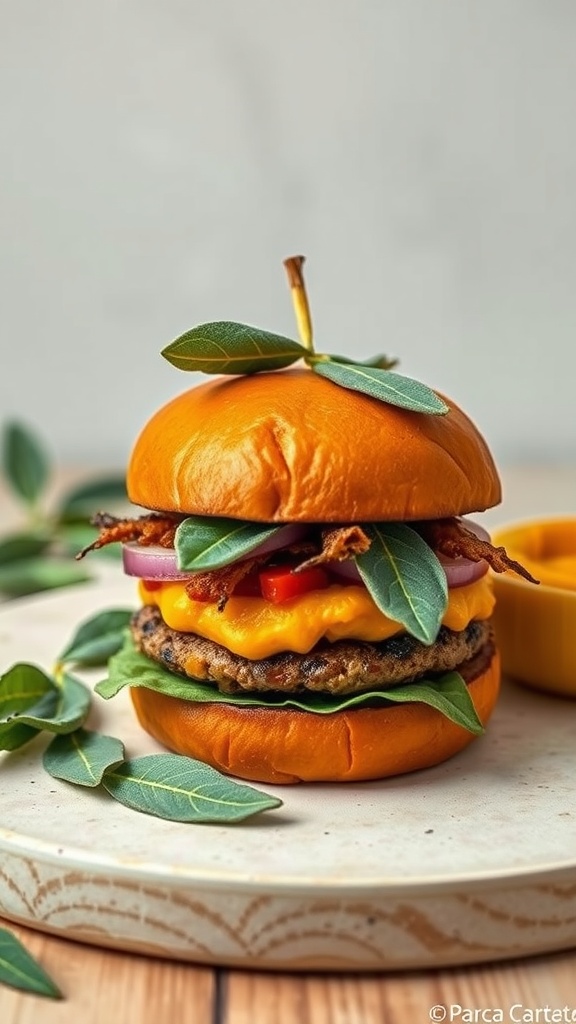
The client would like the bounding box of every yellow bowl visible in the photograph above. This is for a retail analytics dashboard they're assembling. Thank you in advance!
[491,517,576,697]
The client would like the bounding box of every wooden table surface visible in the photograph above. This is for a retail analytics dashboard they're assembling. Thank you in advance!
[2,466,576,1023]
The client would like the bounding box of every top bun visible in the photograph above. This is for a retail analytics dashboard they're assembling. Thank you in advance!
[127,370,501,522]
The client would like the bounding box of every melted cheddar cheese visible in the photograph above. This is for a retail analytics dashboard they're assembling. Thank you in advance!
[139,575,495,660]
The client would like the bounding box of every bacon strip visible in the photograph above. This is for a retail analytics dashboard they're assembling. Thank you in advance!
[185,558,260,612]
[294,525,371,572]
[76,512,180,559]
[420,518,539,584]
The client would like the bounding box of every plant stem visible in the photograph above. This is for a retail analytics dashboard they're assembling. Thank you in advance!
[283,255,314,352]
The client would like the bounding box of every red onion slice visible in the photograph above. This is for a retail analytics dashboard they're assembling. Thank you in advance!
[122,543,190,581]
[437,517,490,589]
[438,555,489,588]
[329,560,364,584]
[123,524,311,581]
[238,524,310,560]
[122,519,492,590]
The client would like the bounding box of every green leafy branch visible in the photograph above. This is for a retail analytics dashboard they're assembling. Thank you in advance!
[0,421,127,598]
[161,255,449,416]
[0,608,283,999]
[0,608,283,818]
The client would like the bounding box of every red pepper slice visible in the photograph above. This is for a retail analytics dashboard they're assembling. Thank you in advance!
[258,564,331,604]
[142,579,163,592]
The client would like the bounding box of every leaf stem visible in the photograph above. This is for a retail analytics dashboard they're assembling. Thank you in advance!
[283,255,314,352]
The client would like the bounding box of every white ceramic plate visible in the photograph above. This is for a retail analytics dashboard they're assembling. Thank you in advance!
[1,579,576,971]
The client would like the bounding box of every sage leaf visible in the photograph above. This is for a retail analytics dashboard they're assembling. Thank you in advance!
[0,662,56,721]
[0,669,91,736]
[14,674,91,734]
[43,728,125,787]
[0,721,39,752]
[0,557,91,598]
[98,635,482,733]
[57,475,128,521]
[312,359,448,414]
[324,353,398,370]
[1,421,50,506]
[176,516,281,571]
[58,607,133,667]
[0,926,62,999]
[0,532,51,565]
[162,321,306,374]
[355,524,448,645]
[376,672,483,733]
[101,754,283,823]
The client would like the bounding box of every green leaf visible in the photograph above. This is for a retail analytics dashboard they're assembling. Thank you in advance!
[1,421,50,505]
[57,475,128,521]
[0,557,91,598]
[0,926,62,999]
[355,524,448,645]
[324,352,399,370]
[0,663,61,753]
[43,728,125,787]
[311,358,448,414]
[0,662,56,720]
[0,721,39,751]
[101,753,282,823]
[0,532,52,565]
[17,673,91,734]
[373,671,483,733]
[97,634,482,733]
[58,607,134,667]
[175,516,281,571]
[0,668,91,736]
[162,321,307,374]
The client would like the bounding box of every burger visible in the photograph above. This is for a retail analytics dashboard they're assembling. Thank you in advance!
[87,262,533,785]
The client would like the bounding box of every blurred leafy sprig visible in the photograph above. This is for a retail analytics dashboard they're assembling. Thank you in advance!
[0,421,127,598]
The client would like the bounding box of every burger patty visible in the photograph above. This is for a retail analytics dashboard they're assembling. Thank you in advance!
[131,604,493,696]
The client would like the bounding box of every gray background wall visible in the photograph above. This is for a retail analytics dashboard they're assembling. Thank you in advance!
[1,0,575,470]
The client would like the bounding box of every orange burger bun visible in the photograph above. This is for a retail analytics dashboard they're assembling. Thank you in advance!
[125,370,502,784]
[127,370,501,523]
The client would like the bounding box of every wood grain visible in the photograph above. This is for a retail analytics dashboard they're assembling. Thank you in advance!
[223,952,576,1024]
[0,919,215,1024]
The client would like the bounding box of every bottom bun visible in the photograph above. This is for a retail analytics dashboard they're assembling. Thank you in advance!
[129,648,501,785]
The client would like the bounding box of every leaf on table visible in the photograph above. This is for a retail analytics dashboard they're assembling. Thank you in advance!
[355,523,448,645]
[1,421,51,506]
[0,532,51,566]
[0,721,40,752]
[57,474,128,521]
[175,515,281,571]
[311,359,448,414]
[0,662,56,721]
[0,558,91,598]
[162,321,306,374]
[101,754,283,823]
[43,728,125,787]
[58,607,134,667]
[0,668,91,737]
[0,926,62,998]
